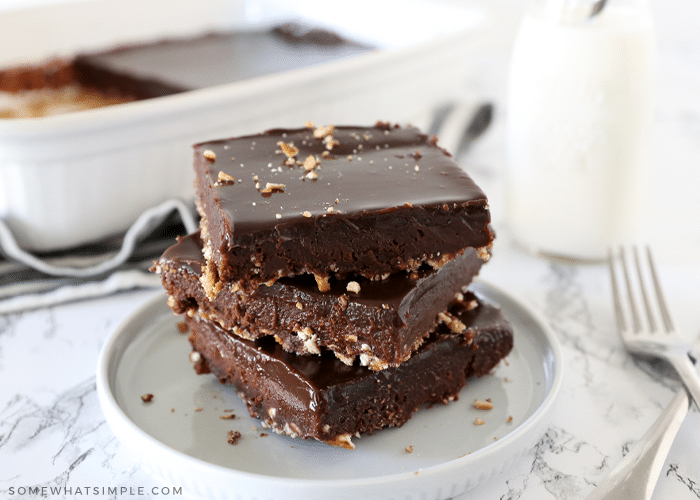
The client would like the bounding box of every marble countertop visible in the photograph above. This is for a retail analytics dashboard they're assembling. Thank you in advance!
[1,0,699,498]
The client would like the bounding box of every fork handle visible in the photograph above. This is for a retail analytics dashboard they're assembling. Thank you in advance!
[585,390,689,500]
[667,351,700,410]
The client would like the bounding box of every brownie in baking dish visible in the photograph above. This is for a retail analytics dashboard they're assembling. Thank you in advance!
[1,24,371,118]
[186,290,514,449]
[155,230,486,370]
[72,24,372,99]
[193,123,494,297]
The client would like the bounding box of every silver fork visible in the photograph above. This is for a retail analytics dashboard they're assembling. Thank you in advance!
[609,245,700,406]
[585,389,688,500]
[585,246,696,499]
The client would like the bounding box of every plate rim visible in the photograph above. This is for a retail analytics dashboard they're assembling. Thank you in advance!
[96,279,564,497]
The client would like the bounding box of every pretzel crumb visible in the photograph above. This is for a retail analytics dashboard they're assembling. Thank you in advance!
[346,281,361,294]
[203,150,216,162]
[324,135,339,150]
[278,141,298,158]
[315,275,331,292]
[214,171,235,186]
[437,311,467,333]
[474,418,485,426]
[227,430,242,445]
[477,246,491,262]
[141,393,154,403]
[473,399,494,411]
[405,445,413,453]
[261,182,286,194]
[313,124,335,139]
[303,155,319,171]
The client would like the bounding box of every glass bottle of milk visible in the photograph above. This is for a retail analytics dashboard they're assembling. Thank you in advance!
[505,0,657,261]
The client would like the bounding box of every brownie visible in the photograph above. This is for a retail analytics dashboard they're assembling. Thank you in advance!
[186,290,514,449]
[72,24,372,100]
[193,123,494,297]
[1,24,371,117]
[155,231,486,370]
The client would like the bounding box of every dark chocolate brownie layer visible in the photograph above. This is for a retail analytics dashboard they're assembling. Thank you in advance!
[193,123,494,296]
[155,231,485,370]
[186,291,513,449]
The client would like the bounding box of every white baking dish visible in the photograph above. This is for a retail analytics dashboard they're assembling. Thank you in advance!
[0,0,488,251]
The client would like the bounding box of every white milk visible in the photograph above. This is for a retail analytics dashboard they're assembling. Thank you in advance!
[505,1,657,261]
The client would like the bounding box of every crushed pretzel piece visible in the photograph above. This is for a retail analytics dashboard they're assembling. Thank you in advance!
[313,125,335,139]
[315,275,331,292]
[303,155,318,171]
[437,311,467,333]
[261,182,286,194]
[214,171,235,186]
[324,135,339,150]
[473,399,494,411]
[278,141,299,158]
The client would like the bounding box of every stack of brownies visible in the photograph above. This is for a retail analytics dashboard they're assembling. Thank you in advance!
[153,122,514,449]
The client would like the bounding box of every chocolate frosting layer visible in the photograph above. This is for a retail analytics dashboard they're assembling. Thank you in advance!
[196,124,488,233]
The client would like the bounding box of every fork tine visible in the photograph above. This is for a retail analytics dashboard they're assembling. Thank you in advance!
[608,248,628,333]
[633,245,658,332]
[646,246,675,333]
[619,246,642,333]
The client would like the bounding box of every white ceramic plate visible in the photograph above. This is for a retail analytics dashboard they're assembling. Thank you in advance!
[96,281,562,500]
